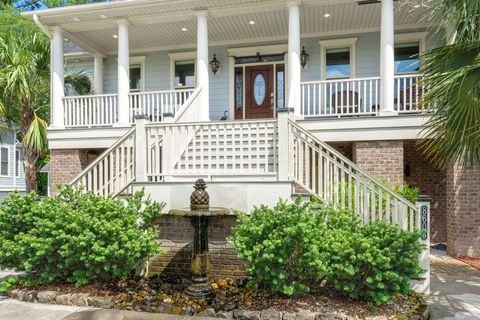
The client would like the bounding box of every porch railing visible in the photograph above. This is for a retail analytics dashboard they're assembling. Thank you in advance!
[301,74,422,117]
[129,88,195,123]
[63,89,195,128]
[63,93,118,128]
[145,119,278,182]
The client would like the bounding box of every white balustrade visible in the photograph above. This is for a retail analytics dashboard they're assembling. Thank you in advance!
[288,119,418,232]
[145,119,278,181]
[70,128,135,197]
[301,74,422,117]
[394,74,422,113]
[129,89,195,122]
[63,94,118,128]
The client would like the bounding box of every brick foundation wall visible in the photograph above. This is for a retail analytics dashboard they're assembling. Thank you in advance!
[446,163,480,257]
[328,142,353,161]
[147,215,247,280]
[352,140,404,186]
[403,141,447,243]
[50,149,105,194]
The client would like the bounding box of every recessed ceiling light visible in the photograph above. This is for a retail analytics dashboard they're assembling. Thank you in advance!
[323,13,330,18]
[112,34,118,38]
[413,4,420,8]
[72,17,80,22]
[181,27,188,32]
[249,20,255,25]
[99,13,107,19]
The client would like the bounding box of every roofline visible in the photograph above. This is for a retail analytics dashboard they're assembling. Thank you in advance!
[21,0,174,19]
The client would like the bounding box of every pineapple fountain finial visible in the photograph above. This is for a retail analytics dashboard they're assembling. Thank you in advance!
[190,179,210,210]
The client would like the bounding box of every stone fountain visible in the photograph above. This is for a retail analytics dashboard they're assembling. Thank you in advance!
[169,179,230,300]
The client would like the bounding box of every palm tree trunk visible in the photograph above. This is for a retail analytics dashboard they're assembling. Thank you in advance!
[23,148,39,192]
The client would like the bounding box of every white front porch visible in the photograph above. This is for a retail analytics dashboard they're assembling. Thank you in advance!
[22,0,437,131]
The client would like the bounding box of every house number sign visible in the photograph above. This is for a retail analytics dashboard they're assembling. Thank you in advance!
[420,205,428,240]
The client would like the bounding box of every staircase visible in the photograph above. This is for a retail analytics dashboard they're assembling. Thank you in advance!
[69,94,430,293]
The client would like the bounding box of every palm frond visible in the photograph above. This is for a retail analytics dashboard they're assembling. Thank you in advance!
[23,114,48,155]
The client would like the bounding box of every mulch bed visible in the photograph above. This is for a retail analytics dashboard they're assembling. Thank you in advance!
[457,256,480,271]
[17,275,425,319]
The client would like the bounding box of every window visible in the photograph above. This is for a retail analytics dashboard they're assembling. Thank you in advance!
[1,147,8,176]
[276,67,285,109]
[325,48,351,79]
[174,60,195,88]
[129,64,142,92]
[15,149,21,177]
[235,68,243,111]
[395,42,420,74]
[320,38,357,80]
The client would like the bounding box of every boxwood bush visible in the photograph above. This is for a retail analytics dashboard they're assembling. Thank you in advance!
[0,186,164,286]
[230,199,424,304]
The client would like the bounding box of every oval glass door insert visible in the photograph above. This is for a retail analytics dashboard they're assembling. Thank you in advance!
[253,74,266,106]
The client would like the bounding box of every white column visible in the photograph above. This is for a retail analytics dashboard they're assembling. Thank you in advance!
[117,19,130,126]
[93,54,104,94]
[446,23,457,45]
[287,1,301,117]
[50,26,65,129]
[379,0,396,115]
[196,10,210,121]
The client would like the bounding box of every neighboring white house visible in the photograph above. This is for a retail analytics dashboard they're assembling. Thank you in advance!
[21,0,480,287]
[0,125,26,199]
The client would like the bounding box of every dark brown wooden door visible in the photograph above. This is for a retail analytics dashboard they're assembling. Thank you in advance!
[245,65,274,119]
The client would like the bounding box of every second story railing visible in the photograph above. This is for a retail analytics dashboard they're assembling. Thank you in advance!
[63,93,118,128]
[63,89,195,128]
[129,88,195,123]
[301,74,422,117]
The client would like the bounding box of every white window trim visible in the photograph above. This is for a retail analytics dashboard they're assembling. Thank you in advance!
[319,37,357,80]
[394,32,426,75]
[169,51,196,90]
[129,56,146,92]
[0,146,10,177]
[15,149,21,178]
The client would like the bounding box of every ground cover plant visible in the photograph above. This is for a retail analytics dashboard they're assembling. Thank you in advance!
[0,186,164,286]
[230,199,424,304]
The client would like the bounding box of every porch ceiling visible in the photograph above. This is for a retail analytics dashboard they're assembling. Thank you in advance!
[23,0,435,55]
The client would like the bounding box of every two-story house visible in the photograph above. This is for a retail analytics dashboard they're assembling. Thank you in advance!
[21,0,478,284]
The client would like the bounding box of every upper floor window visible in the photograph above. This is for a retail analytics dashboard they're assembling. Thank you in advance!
[325,48,351,79]
[319,38,357,80]
[395,42,420,74]
[175,60,195,89]
[0,147,9,176]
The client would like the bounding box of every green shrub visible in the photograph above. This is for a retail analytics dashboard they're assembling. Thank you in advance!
[229,199,355,296]
[230,199,424,303]
[0,277,17,294]
[0,186,164,286]
[321,222,424,305]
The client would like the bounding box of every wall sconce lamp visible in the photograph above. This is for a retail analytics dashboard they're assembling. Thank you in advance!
[210,54,220,75]
[300,46,309,69]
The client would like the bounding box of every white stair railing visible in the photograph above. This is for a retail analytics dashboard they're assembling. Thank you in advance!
[288,119,418,232]
[70,128,135,197]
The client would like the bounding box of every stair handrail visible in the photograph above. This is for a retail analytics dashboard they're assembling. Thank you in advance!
[70,127,136,194]
[173,86,203,123]
[287,119,416,210]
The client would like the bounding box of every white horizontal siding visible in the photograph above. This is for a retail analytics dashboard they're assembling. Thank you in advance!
[0,129,26,192]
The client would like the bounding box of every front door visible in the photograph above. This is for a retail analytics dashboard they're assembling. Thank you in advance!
[245,65,274,119]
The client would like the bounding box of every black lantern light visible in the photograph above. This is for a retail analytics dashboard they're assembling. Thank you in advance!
[210,54,220,75]
[300,46,309,69]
